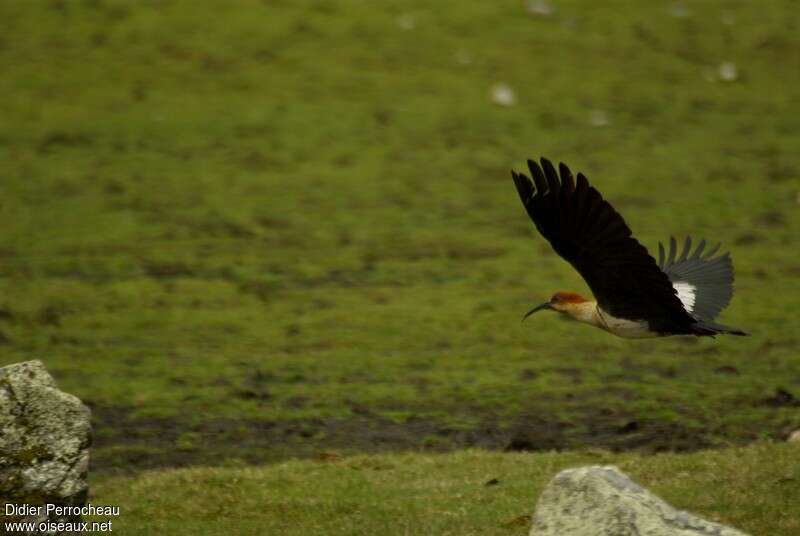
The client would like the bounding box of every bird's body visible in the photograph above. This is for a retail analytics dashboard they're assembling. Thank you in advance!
[512,157,747,338]
[550,295,655,338]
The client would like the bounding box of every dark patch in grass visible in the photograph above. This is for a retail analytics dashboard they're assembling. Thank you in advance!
[714,365,740,375]
[49,334,80,345]
[552,367,582,384]
[37,306,62,326]
[142,261,195,278]
[284,395,309,409]
[38,131,93,153]
[609,422,713,453]
[255,216,291,229]
[504,421,569,452]
[735,233,762,245]
[761,388,800,408]
[518,369,538,381]
[579,412,716,453]
[103,179,127,195]
[758,210,785,227]
[753,268,770,280]
[232,388,272,401]
[616,420,640,434]
[0,307,15,322]
[90,405,734,476]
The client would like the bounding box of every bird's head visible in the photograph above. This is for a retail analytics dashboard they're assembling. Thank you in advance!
[522,291,591,321]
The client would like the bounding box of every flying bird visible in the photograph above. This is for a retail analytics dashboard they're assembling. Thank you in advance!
[511,157,747,338]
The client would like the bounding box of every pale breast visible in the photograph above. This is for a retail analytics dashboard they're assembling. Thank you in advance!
[596,307,659,338]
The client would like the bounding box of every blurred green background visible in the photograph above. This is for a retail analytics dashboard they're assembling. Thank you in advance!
[1,0,798,474]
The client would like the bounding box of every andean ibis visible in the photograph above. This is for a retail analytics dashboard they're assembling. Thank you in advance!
[512,157,748,338]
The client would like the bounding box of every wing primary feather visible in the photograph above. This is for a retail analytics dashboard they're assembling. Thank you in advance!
[573,173,589,214]
[691,239,706,260]
[556,163,575,238]
[571,173,589,237]
[668,236,677,264]
[658,242,665,268]
[704,243,721,259]
[678,236,692,262]
[576,188,603,238]
[511,171,532,204]
[527,159,548,195]
[540,158,561,197]
[559,162,575,194]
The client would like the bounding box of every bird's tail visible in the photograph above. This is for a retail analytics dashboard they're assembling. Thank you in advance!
[690,320,749,337]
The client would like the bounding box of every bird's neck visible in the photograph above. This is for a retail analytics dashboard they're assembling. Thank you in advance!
[562,301,602,328]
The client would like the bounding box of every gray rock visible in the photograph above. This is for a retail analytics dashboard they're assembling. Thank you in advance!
[530,465,749,536]
[1,360,91,533]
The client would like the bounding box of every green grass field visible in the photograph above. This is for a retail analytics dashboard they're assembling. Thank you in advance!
[1,0,799,532]
[88,443,800,535]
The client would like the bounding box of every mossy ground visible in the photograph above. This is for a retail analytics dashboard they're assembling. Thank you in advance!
[0,0,798,480]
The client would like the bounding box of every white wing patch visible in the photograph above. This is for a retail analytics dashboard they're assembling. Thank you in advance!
[673,281,696,313]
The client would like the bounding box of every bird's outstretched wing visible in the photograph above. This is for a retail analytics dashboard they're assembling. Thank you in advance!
[512,157,695,332]
[657,236,734,321]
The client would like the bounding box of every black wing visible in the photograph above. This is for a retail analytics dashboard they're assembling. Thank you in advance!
[657,236,734,321]
[512,157,696,332]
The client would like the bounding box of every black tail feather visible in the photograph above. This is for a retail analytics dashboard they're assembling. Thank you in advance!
[691,320,749,337]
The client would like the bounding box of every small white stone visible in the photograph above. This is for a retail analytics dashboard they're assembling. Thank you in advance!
[526,0,555,16]
[718,61,738,82]
[490,83,517,107]
[455,49,472,65]
[788,430,800,443]
[588,110,609,127]
[668,2,689,18]
[721,11,736,26]
[396,13,416,30]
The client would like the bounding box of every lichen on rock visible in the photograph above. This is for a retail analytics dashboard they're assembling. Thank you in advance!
[530,465,749,536]
[0,360,92,532]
